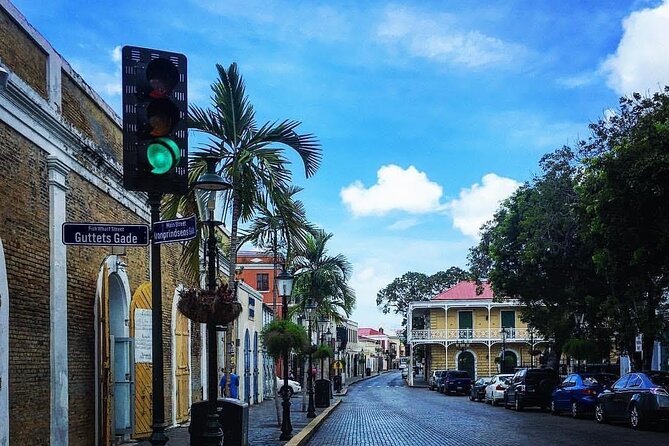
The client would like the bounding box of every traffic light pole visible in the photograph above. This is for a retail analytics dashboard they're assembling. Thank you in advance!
[149,191,169,445]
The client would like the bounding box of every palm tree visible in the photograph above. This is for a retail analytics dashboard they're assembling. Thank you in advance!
[239,185,315,313]
[163,62,321,284]
[291,229,356,323]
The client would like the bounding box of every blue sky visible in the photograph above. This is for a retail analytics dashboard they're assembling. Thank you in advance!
[12,0,669,330]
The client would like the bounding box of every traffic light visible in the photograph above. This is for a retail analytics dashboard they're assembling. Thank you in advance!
[122,46,188,194]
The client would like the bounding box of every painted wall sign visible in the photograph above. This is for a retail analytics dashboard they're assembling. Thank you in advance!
[134,309,153,363]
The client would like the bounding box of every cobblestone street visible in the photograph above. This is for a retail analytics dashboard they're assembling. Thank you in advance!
[307,371,669,446]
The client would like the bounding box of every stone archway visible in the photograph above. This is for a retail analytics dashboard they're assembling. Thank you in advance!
[457,351,476,378]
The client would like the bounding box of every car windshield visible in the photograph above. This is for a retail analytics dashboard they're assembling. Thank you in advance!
[449,372,469,378]
[583,374,618,387]
[646,372,669,389]
[525,370,555,384]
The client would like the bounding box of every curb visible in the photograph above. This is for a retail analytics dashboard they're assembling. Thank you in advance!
[285,399,342,446]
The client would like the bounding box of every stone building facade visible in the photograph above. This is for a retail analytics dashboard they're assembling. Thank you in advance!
[0,1,213,444]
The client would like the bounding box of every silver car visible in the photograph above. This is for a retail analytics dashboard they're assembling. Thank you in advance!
[429,370,447,391]
[484,374,514,405]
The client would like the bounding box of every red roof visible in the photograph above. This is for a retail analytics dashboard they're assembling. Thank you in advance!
[432,281,494,300]
[358,328,382,336]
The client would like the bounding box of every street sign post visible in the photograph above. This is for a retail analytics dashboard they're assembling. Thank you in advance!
[62,222,149,246]
[153,215,197,244]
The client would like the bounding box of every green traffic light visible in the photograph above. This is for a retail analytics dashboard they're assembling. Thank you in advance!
[147,137,180,174]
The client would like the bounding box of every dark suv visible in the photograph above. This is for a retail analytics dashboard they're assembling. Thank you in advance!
[440,370,472,395]
[505,368,559,410]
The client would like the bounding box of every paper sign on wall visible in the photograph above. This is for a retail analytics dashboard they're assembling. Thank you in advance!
[135,309,153,363]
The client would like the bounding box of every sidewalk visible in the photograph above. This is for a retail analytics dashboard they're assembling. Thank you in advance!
[140,373,376,446]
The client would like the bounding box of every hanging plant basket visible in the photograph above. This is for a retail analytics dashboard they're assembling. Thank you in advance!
[177,282,242,324]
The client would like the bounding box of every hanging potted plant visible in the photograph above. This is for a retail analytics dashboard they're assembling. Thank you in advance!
[177,281,242,324]
[261,319,308,359]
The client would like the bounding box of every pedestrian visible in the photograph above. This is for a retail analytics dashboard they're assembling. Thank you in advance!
[220,366,240,399]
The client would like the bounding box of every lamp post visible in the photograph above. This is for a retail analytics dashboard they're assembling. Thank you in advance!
[304,299,317,418]
[194,157,230,446]
[317,316,329,379]
[276,267,294,440]
[500,328,508,374]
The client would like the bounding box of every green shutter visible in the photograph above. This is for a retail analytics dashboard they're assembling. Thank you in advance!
[501,311,515,328]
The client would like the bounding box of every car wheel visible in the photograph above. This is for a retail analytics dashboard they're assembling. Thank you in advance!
[491,398,497,407]
[571,401,580,419]
[515,397,523,411]
[595,402,607,424]
[629,404,646,430]
[550,401,559,416]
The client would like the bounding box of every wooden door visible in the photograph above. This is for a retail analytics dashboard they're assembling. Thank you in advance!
[129,283,152,439]
[174,310,190,423]
[99,264,113,445]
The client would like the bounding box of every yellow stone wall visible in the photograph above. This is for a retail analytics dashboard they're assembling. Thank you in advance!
[428,306,529,331]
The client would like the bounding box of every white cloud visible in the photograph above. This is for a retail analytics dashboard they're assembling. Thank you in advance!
[556,71,597,89]
[376,6,525,69]
[446,173,521,239]
[601,0,669,95]
[340,164,444,217]
[387,218,420,231]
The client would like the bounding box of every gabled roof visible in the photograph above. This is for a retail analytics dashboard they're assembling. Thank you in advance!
[432,280,494,300]
[358,328,382,337]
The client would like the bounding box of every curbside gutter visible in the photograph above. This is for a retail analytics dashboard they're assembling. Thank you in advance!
[285,399,342,446]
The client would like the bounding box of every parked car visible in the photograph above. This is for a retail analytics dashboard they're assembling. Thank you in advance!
[429,370,447,391]
[505,368,559,410]
[277,377,302,397]
[470,376,493,401]
[440,370,472,395]
[595,371,669,429]
[484,373,514,406]
[551,372,618,418]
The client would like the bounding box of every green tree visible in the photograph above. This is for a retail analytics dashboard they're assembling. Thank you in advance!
[164,63,322,283]
[469,148,607,368]
[291,229,355,324]
[579,89,669,370]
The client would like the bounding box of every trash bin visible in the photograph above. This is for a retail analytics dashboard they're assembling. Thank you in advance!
[189,398,249,446]
[365,367,371,376]
[315,379,331,408]
[333,374,342,393]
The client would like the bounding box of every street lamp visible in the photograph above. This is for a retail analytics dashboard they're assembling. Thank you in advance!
[499,328,508,374]
[304,299,317,418]
[317,316,329,379]
[276,266,294,440]
[194,157,230,446]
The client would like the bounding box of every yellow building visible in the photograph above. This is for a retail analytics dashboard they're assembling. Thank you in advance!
[407,281,548,385]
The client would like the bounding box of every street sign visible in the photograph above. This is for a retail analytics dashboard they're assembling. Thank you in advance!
[333,360,343,369]
[153,215,197,244]
[62,222,149,246]
[635,334,643,352]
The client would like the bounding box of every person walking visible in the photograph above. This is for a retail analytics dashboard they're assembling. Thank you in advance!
[220,366,240,399]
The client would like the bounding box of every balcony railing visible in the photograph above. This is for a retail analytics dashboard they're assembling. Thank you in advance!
[409,327,536,342]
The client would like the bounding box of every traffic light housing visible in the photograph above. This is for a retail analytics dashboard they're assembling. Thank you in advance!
[122,46,188,194]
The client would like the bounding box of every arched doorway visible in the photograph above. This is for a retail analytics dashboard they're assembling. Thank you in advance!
[96,258,134,444]
[129,283,152,438]
[244,329,251,403]
[173,304,191,424]
[253,332,259,404]
[499,350,518,374]
[457,351,475,379]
